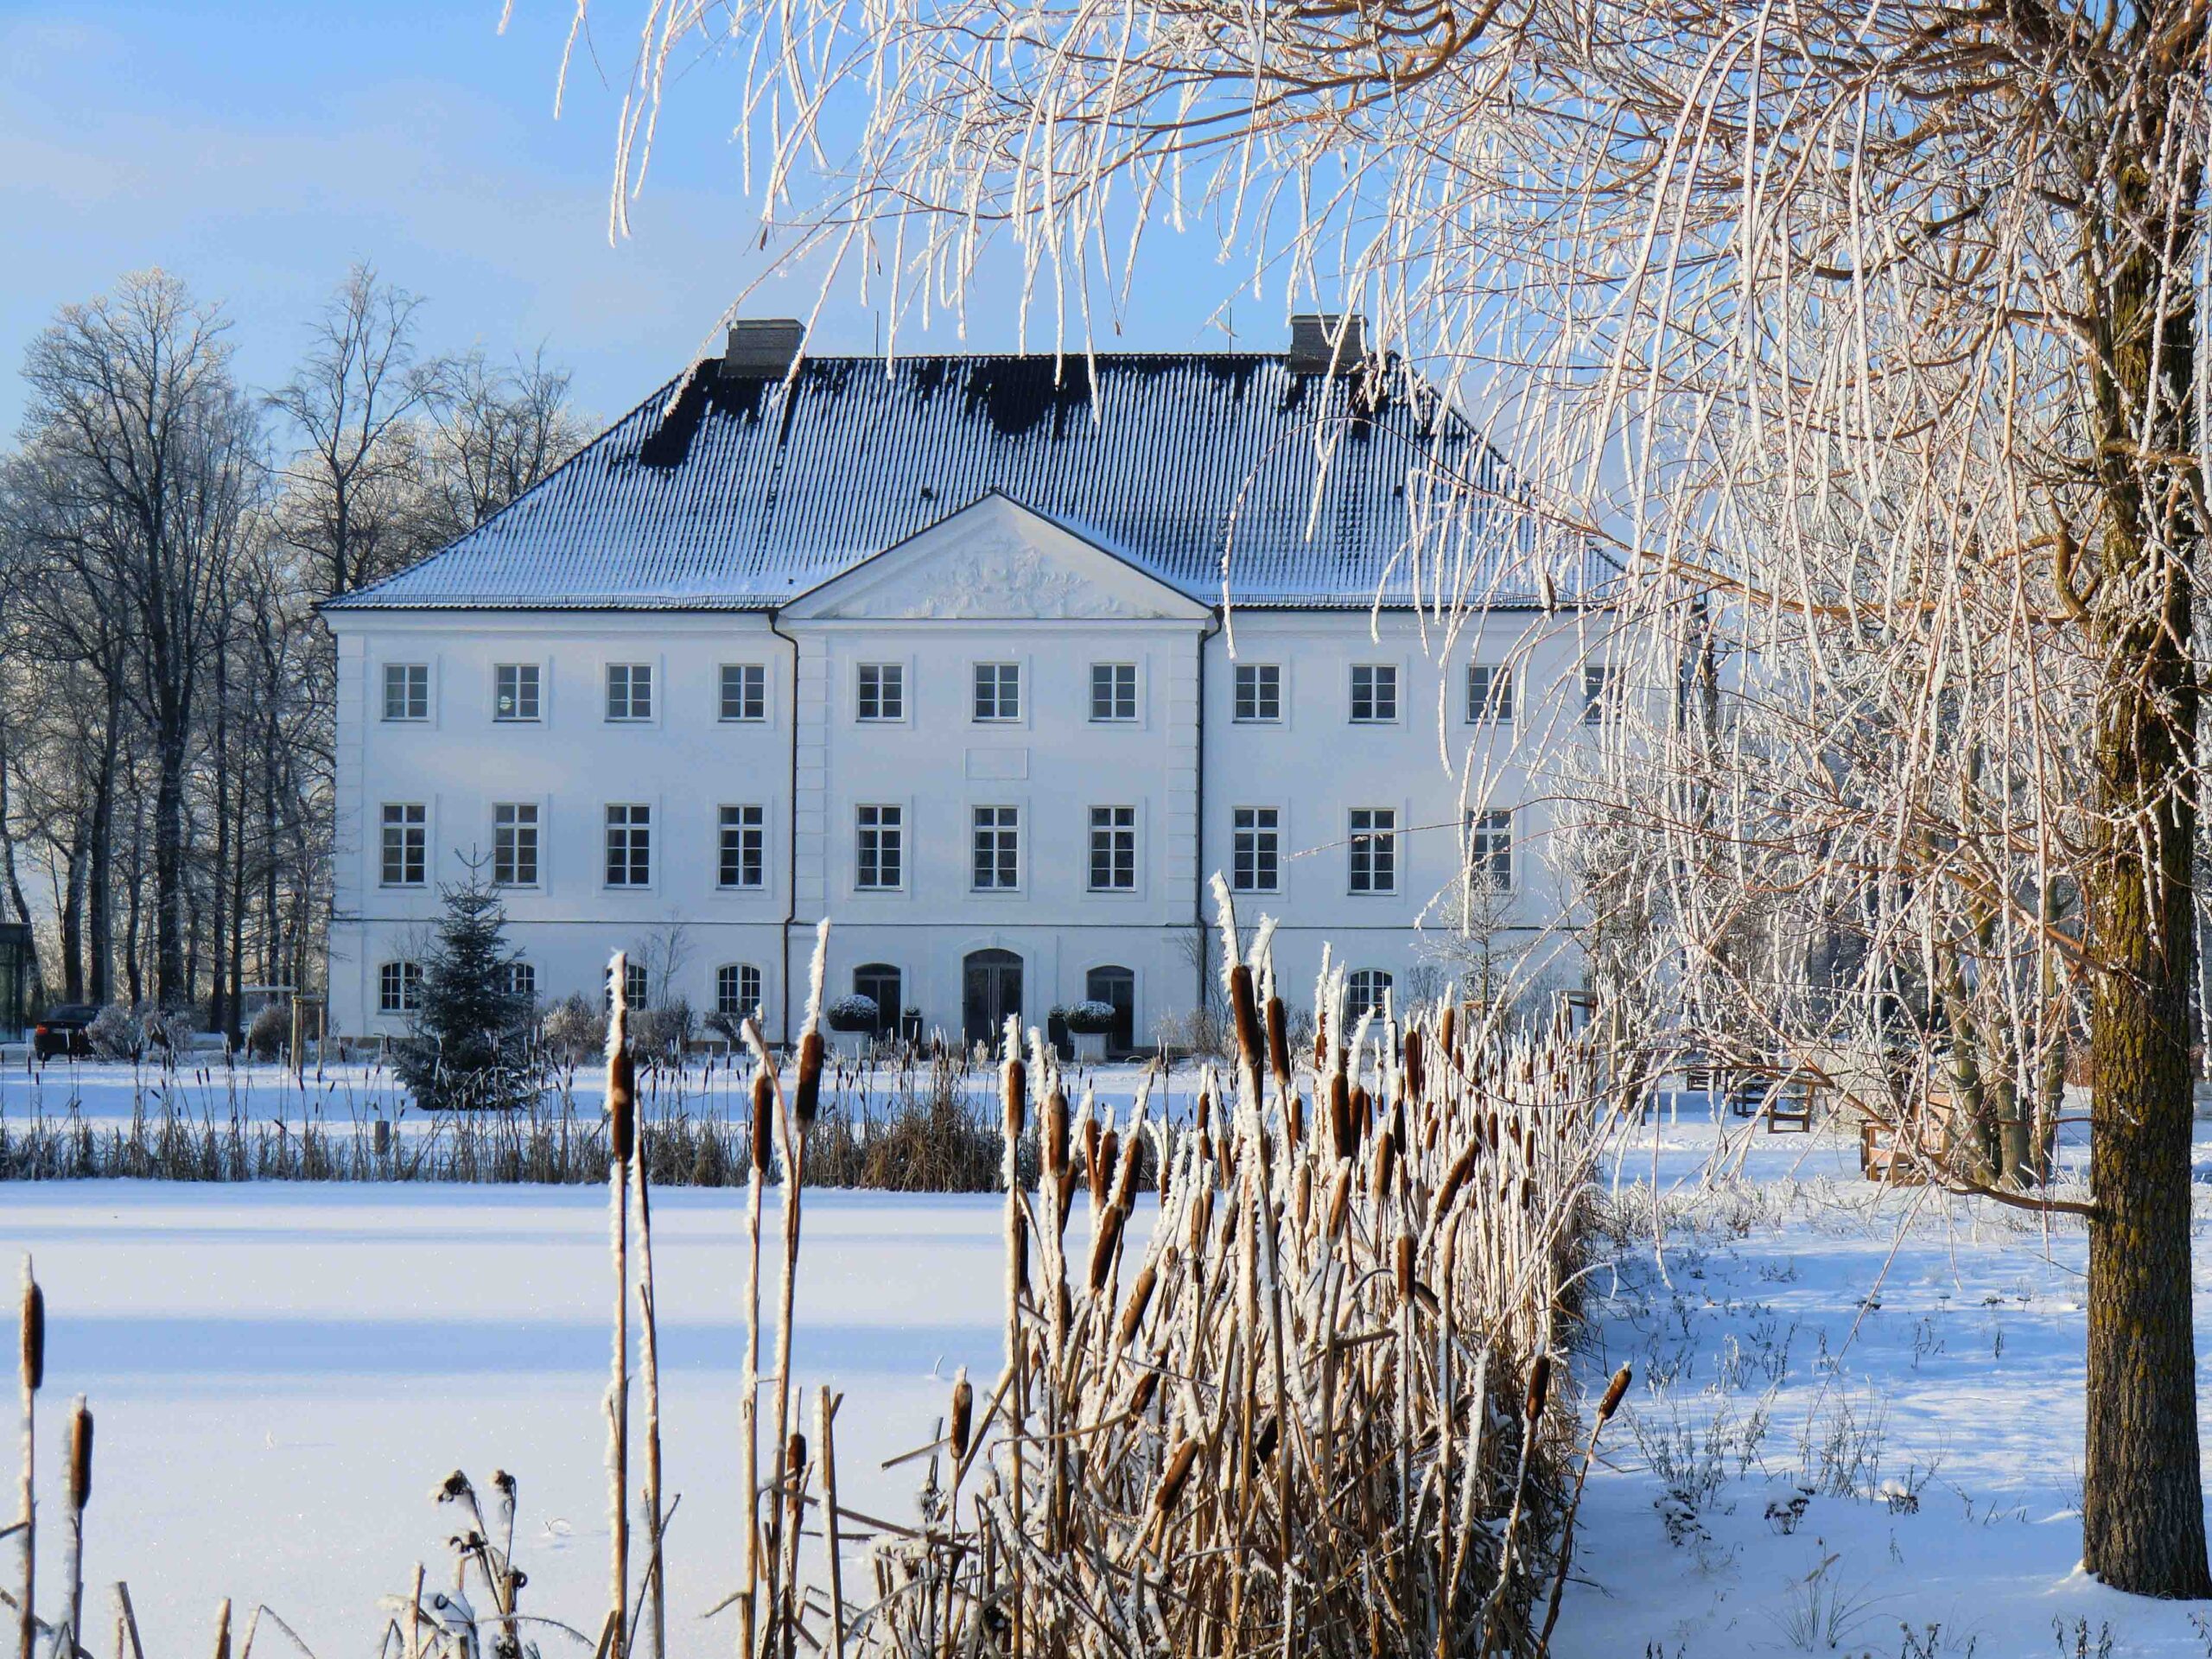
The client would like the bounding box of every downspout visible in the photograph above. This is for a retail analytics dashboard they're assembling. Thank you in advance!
[1193,609,1224,1012]
[769,609,802,1048]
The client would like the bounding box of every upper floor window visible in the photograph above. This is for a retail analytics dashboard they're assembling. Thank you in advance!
[382,664,429,722]
[1582,664,1619,726]
[717,963,764,1021]
[721,664,767,722]
[607,664,653,721]
[972,805,1020,890]
[1234,663,1282,722]
[1465,809,1513,891]
[1349,808,1397,894]
[1466,664,1515,724]
[855,804,904,890]
[1346,969,1393,1019]
[379,803,426,887]
[857,664,905,722]
[378,960,424,1015]
[973,663,1021,722]
[604,804,652,887]
[1231,806,1281,894]
[493,803,539,887]
[719,804,766,890]
[1090,664,1137,722]
[1350,664,1398,723]
[493,664,539,722]
[1089,805,1136,891]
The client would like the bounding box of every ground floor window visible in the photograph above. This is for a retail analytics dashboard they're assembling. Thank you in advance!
[717,963,763,1020]
[1347,969,1392,1018]
[378,960,423,1015]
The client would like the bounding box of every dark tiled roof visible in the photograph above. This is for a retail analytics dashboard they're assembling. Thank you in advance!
[326,353,1599,612]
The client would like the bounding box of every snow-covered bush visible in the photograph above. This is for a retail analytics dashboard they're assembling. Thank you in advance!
[630,998,696,1065]
[538,994,602,1066]
[825,994,879,1033]
[140,1004,196,1061]
[1062,999,1118,1035]
[86,1004,143,1061]
[246,1003,289,1061]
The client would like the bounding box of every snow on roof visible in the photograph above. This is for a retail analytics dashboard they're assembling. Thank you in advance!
[324,353,1603,613]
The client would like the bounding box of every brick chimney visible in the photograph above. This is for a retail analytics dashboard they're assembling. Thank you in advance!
[1287,313,1365,375]
[723,319,807,377]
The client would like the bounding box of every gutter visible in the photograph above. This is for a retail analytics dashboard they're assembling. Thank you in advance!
[1193,608,1224,1012]
[768,608,803,1048]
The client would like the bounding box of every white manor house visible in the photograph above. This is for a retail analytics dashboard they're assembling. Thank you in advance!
[322,318,1619,1050]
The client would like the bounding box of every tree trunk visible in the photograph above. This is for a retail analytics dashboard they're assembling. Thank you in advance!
[153,719,188,1007]
[86,717,118,1007]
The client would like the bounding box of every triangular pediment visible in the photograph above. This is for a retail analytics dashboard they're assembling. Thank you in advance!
[783,492,1211,622]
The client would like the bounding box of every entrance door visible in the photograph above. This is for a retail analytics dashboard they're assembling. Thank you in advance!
[1085,966,1136,1054]
[963,949,1024,1048]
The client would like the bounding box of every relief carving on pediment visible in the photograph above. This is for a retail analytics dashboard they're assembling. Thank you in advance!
[845,529,1150,619]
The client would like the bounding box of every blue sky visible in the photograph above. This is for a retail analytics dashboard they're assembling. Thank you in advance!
[0,2,1245,437]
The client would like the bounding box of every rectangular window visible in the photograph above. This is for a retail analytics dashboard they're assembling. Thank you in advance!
[1349,808,1397,894]
[1350,664,1398,723]
[493,664,539,722]
[717,963,764,1020]
[1231,807,1281,894]
[972,663,1020,722]
[500,961,537,1002]
[492,803,539,887]
[379,803,426,887]
[971,805,1020,890]
[623,961,651,1009]
[855,804,903,890]
[720,664,767,722]
[604,804,652,887]
[856,664,905,721]
[1465,664,1514,724]
[382,664,429,721]
[1089,805,1136,891]
[378,960,424,1014]
[606,664,653,721]
[1090,664,1137,722]
[719,804,766,890]
[1582,664,1618,726]
[1234,663,1282,722]
[1465,809,1513,891]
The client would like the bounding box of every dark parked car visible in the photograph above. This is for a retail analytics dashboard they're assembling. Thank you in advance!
[32,1004,98,1061]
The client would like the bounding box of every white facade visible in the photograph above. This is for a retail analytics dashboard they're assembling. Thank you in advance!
[327,494,1615,1046]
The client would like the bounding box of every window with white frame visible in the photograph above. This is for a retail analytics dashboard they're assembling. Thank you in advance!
[972,663,1020,722]
[1350,664,1398,723]
[1089,805,1136,891]
[719,804,766,890]
[1090,664,1137,722]
[1349,808,1397,893]
[855,804,903,890]
[378,960,423,1014]
[604,804,652,887]
[856,663,905,721]
[493,803,539,887]
[500,960,537,1002]
[620,961,651,1009]
[382,664,429,721]
[716,963,764,1020]
[1465,809,1513,891]
[606,663,653,721]
[493,664,539,721]
[972,805,1020,889]
[1465,664,1514,724]
[720,664,766,722]
[380,803,426,887]
[1232,807,1281,893]
[1347,969,1393,1017]
[1234,663,1282,722]
[1582,664,1618,726]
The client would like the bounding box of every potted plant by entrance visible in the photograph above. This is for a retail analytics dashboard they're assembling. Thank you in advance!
[824,994,880,1060]
[1063,999,1117,1062]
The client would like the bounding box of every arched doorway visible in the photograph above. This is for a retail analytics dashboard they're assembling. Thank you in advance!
[1084,966,1136,1055]
[963,949,1023,1047]
[854,964,903,1038]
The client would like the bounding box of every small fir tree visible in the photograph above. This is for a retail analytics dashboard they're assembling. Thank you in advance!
[396,858,532,1109]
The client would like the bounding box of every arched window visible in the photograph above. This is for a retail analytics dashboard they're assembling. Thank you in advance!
[378,961,423,1015]
[717,963,764,1020]
[1084,966,1136,1053]
[1346,969,1393,1019]
[854,964,903,1036]
[605,961,652,1010]
[499,961,537,1003]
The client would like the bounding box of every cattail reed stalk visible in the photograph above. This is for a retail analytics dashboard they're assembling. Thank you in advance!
[999,1016,1027,1659]
[630,1137,665,1659]
[210,1599,230,1659]
[767,922,828,1659]
[604,954,634,1659]
[18,1260,41,1659]
[736,1053,772,1659]
[63,1398,89,1659]
[112,1582,143,1659]
[1533,1364,1633,1654]
[816,1389,845,1659]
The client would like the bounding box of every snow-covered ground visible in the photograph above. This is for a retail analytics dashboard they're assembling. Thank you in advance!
[11,1078,2212,1656]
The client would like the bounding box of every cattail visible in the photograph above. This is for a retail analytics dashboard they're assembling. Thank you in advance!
[20,1276,41,1393]
[1228,964,1263,1072]
[1369,1125,1397,1199]
[1598,1364,1632,1423]
[1394,1235,1414,1305]
[1187,1181,1215,1253]
[1128,1368,1160,1416]
[1350,1084,1372,1152]
[750,1069,773,1174]
[1525,1353,1552,1422]
[67,1402,91,1510]
[1403,1027,1425,1102]
[1265,995,1291,1096]
[794,1030,824,1126]
[1087,1205,1127,1294]
[1325,1163,1352,1238]
[1093,1131,1119,1209]
[1433,1143,1478,1220]
[1045,1089,1070,1187]
[1153,1439,1200,1516]
[1440,1004,1458,1060]
[1002,1052,1027,1144]
[1117,1264,1158,1347]
[1329,1074,1353,1160]
[946,1371,973,1459]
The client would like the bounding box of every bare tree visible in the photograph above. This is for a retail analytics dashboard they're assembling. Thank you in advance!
[423,346,590,537]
